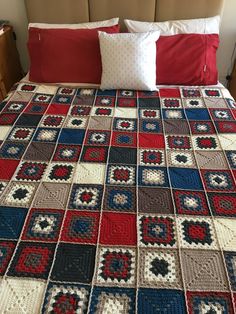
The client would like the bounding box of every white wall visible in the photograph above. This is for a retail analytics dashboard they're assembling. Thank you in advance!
[218,0,236,85]
[0,0,236,84]
[0,0,28,72]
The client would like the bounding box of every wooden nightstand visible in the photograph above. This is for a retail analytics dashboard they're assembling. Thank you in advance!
[0,25,23,102]
[229,59,236,100]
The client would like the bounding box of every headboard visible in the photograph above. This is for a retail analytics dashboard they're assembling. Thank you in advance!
[25,0,225,30]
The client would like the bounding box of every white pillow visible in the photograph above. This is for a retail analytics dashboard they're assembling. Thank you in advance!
[29,18,119,29]
[99,31,160,91]
[125,16,220,35]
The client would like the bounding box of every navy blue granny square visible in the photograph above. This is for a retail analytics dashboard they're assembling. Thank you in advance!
[0,206,28,239]
[58,129,85,144]
[169,168,203,190]
[185,108,211,120]
[138,289,187,314]
[97,89,116,96]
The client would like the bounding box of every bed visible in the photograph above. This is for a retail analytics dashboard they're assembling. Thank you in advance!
[0,0,236,313]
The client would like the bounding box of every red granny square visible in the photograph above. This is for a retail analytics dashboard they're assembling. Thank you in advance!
[159,88,181,98]
[47,104,69,115]
[217,122,236,133]
[0,159,19,180]
[61,210,99,244]
[139,134,165,149]
[24,103,48,114]
[100,212,137,245]
[138,91,159,97]
[231,109,236,119]
[117,98,137,108]
[0,113,18,125]
[233,170,236,180]
[81,146,108,163]
[0,241,16,275]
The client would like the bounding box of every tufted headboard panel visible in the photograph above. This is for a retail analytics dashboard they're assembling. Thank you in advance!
[25,0,225,30]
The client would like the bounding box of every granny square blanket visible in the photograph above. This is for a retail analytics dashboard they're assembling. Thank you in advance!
[0,82,236,313]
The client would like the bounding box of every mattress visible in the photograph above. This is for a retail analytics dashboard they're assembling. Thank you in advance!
[0,80,235,313]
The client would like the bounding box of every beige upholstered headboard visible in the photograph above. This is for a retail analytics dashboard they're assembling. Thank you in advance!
[25,0,225,30]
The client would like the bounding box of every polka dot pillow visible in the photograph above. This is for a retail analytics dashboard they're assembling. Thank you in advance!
[98,31,160,91]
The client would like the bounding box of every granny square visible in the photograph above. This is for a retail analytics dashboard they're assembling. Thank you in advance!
[43,283,90,314]
[107,165,136,186]
[22,208,64,242]
[103,186,136,212]
[69,184,103,211]
[8,241,55,279]
[138,166,169,187]
[109,147,137,164]
[173,190,210,216]
[50,243,96,283]
[187,292,234,314]
[169,168,203,190]
[61,210,99,244]
[138,215,177,248]
[95,247,136,286]
[0,240,17,275]
[89,287,135,314]
[100,212,137,246]
[0,206,28,239]
[138,289,187,314]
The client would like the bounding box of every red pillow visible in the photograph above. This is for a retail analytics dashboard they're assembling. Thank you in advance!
[28,25,120,83]
[156,34,219,85]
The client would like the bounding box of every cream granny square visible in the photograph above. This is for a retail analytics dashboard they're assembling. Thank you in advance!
[218,134,236,150]
[214,218,236,251]
[74,163,106,184]
[0,126,11,141]
[0,278,46,314]
[35,85,58,95]
[114,108,137,119]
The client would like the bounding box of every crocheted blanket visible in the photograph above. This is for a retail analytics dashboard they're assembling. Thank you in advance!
[0,82,235,313]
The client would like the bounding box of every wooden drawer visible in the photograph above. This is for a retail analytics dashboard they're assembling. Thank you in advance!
[0,79,7,102]
[0,25,23,99]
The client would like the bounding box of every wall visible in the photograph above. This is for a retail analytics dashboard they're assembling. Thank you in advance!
[218,0,236,85]
[0,0,236,84]
[0,0,28,72]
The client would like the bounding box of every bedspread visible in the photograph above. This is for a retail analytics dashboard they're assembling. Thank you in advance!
[0,82,236,313]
